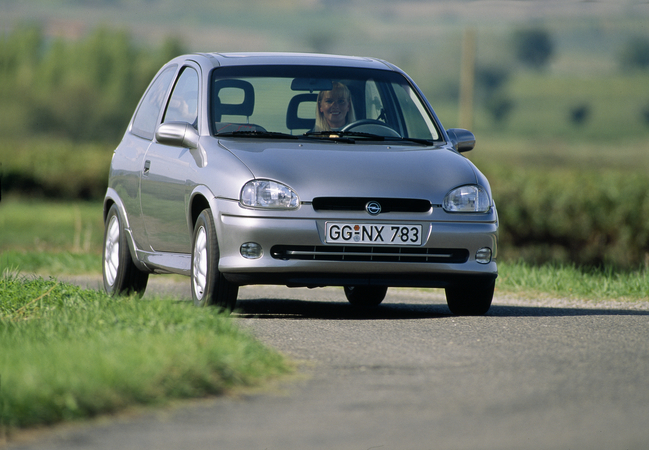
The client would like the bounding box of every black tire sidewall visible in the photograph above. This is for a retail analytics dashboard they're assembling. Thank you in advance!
[344,285,388,307]
[191,209,238,310]
[445,279,495,315]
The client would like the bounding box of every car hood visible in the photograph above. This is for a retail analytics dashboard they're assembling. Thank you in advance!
[216,139,479,203]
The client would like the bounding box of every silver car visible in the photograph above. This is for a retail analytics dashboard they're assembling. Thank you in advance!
[102,52,498,315]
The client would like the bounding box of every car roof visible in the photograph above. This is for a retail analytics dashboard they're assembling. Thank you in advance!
[186,52,398,71]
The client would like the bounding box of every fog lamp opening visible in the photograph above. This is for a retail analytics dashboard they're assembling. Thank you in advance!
[476,247,492,264]
[240,242,263,259]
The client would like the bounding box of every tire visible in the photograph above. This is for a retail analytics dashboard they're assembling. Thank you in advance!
[191,209,238,311]
[344,285,388,307]
[445,278,495,316]
[102,204,149,297]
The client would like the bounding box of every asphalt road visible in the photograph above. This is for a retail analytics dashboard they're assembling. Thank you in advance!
[6,277,649,450]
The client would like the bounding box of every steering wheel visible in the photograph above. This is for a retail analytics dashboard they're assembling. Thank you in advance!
[341,119,402,138]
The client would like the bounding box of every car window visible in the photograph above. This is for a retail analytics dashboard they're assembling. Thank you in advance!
[163,67,199,128]
[210,65,441,141]
[365,79,384,121]
[131,65,177,140]
[392,82,438,140]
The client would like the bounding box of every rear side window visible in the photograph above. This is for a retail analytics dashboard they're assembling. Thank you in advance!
[131,65,177,140]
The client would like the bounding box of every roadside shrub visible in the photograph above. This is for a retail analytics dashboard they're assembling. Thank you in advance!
[0,138,113,199]
[487,165,649,267]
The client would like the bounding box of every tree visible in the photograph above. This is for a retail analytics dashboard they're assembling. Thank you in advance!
[619,36,649,71]
[513,28,554,70]
[475,66,514,124]
[0,25,186,142]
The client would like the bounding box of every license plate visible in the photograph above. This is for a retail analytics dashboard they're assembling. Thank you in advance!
[325,223,423,245]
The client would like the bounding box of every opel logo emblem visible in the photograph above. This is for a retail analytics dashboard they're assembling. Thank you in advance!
[366,201,382,215]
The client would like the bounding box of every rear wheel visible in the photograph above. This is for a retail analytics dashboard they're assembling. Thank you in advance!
[191,209,238,311]
[102,204,149,297]
[445,279,495,316]
[344,285,388,307]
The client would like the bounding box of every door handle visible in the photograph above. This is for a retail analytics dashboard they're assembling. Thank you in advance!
[144,160,151,175]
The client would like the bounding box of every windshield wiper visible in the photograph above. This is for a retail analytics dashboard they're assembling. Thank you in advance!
[387,137,436,146]
[217,130,299,139]
[303,131,356,143]
[305,131,436,146]
[305,130,387,142]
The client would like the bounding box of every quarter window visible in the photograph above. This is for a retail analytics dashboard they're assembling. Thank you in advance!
[131,65,176,140]
[163,67,199,128]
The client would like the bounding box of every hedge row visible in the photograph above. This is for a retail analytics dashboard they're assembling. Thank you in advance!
[486,164,649,267]
[3,142,649,268]
[1,139,112,200]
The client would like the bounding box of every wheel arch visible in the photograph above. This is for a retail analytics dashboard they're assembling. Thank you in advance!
[189,185,216,232]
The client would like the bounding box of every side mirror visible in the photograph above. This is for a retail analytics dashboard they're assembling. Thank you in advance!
[446,128,475,153]
[155,122,199,149]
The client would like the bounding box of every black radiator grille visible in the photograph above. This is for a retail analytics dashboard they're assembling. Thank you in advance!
[311,197,431,213]
[270,245,469,263]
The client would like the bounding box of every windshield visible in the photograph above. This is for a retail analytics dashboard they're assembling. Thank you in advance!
[210,65,441,142]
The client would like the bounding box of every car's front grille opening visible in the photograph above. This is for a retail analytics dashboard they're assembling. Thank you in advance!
[311,197,431,213]
[270,245,469,263]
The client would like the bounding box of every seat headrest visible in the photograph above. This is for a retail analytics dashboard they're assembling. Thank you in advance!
[212,79,255,121]
[286,93,317,131]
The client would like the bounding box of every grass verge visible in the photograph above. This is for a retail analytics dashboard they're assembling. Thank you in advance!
[0,274,291,432]
[0,250,101,275]
[496,260,649,302]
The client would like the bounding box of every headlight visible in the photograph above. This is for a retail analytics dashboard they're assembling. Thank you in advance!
[443,185,491,213]
[240,180,300,209]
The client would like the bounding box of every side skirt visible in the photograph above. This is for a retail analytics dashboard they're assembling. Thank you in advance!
[136,249,192,276]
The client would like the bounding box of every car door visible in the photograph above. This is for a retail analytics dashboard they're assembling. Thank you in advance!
[140,65,200,254]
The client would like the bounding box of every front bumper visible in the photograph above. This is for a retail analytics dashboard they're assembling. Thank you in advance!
[213,198,498,288]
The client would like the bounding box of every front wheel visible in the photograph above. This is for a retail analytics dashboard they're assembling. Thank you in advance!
[191,209,238,311]
[102,204,149,297]
[344,285,388,307]
[445,279,495,316]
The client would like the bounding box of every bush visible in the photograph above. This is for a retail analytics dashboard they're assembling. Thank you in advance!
[488,165,649,267]
[569,103,591,126]
[619,35,649,71]
[513,28,555,70]
[0,138,113,199]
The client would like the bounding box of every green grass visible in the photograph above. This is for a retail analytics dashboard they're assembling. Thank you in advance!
[0,250,101,275]
[0,275,291,430]
[0,197,105,253]
[497,260,649,302]
[0,197,104,274]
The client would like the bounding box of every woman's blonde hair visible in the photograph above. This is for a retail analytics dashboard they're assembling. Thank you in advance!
[314,82,356,132]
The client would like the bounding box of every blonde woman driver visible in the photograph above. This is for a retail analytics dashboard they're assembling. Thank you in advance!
[314,82,356,131]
